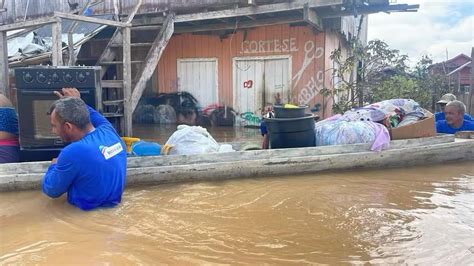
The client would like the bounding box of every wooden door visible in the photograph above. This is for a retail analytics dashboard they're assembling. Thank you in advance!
[177,58,218,108]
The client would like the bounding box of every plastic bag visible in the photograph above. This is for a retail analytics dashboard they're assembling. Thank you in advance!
[218,144,235,153]
[315,119,390,151]
[165,125,220,155]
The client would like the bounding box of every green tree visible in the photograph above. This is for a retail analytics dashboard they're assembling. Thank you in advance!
[412,55,450,111]
[371,76,431,108]
[327,40,449,113]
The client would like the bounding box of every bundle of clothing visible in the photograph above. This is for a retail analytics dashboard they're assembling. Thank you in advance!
[315,99,429,151]
[340,99,426,128]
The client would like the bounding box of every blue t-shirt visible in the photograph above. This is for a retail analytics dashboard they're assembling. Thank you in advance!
[435,112,472,122]
[42,106,127,211]
[436,119,474,134]
[0,107,18,135]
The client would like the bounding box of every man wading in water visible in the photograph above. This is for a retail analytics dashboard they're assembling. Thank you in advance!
[436,100,474,134]
[42,88,127,210]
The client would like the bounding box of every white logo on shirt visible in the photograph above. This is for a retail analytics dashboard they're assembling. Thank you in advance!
[99,142,123,160]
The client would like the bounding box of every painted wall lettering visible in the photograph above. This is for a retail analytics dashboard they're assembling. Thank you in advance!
[292,40,324,89]
[297,72,324,106]
[243,80,253,89]
[241,38,298,54]
[286,40,324,106]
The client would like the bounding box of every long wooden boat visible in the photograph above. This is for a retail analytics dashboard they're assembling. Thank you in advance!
[0,135,473,192]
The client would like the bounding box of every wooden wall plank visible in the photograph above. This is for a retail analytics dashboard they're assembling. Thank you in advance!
[123,27,133,136]
[0,31,8,97]
[157,24,328,114]
[51,19,63,66]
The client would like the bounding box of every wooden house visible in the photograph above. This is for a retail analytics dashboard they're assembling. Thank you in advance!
[0,0,419,135]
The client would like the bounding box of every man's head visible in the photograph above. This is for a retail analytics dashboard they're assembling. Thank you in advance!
[437,93,457,112]
[50,97,91,142]
[444,100,466,128]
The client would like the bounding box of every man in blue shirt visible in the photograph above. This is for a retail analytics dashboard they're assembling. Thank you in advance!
[435,93,472,121]
[42,88,126,211]
[436,100,474,134]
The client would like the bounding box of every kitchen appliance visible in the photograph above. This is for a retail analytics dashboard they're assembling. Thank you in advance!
[14,66,102,161]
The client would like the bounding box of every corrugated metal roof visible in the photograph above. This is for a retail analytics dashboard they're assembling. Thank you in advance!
[7,15,112,65]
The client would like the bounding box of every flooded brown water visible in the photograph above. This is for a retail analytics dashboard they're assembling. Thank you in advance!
[1,162,473,264]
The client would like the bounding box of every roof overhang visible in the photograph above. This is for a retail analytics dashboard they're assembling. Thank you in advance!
[130,0,419,34]
[447,61,472,76]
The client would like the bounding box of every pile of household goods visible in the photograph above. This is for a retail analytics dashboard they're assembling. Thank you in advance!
[133,92,236,127]
[315,98,434,151]
[122,125,235,157]
[163,125,234,155]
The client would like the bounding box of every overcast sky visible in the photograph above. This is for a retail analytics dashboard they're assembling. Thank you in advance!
[368,0,473,65]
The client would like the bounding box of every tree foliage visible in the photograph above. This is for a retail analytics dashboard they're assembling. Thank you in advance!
[326,39,450,113]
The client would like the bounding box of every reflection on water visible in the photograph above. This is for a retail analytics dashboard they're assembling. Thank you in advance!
[1,162,473,264]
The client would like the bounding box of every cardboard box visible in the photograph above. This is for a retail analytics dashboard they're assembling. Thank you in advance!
[389,111,436,140]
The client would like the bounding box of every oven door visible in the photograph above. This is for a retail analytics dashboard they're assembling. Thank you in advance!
[17,89,96,149]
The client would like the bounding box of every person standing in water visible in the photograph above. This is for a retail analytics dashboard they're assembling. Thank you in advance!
[0,93,19,163]
[42,88,127,211]
[436,100,474,134]
[435,93,472,122]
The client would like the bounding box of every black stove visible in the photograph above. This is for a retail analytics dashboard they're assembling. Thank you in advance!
[14,66,102,161]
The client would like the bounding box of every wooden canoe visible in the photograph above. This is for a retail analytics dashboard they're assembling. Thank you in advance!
[0,134,473,192]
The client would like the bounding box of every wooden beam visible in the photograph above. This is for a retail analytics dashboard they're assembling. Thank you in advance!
[7,26,42,40]
[130,14,175,112]
[67,0,93,66]
[97,29,123,78]
[0,31,9,97]
[113,0,120,21]
[304,4,322,31]
[122,26,133,137]
[174,15,303,34]
[174,0,343,23]
[469,47,473,115]
[54,12,130,28]
[124,0,142,24]
[51,19,63,66]
[320,4,420,18]
[67,32,76,66]
[131,25,162,31]
[0,16,57,32]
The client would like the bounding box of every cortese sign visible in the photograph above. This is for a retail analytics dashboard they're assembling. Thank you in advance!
[241,38,298,54]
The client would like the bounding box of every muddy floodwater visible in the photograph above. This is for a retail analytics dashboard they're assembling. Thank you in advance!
[1,161,473,264]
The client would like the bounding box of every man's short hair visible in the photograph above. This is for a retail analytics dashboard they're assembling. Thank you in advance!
[50,97,90,130]
[445,100,466,114]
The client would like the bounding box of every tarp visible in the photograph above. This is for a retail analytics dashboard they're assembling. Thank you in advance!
[7,15,112,64]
